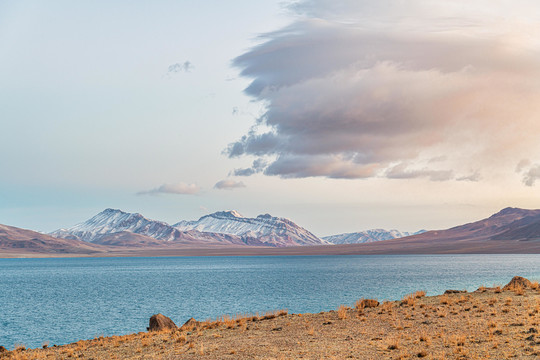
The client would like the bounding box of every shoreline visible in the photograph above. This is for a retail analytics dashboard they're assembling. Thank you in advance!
[2,277,540,359]
[3,242,540,259]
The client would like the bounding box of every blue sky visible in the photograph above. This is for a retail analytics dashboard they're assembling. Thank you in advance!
[2,1,540,236]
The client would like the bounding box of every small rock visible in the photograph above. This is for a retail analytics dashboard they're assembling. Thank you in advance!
[0,346,6,353]
[526,335,535,341]
[444,290,467,294]
[179,317,200,331]
[322,321,333,325]
[272,327,282,331]
[148,313,177,332]
[527,328,538,334]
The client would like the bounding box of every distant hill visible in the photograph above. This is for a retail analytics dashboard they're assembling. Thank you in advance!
[0,224,104,255]
[323,229,426,244]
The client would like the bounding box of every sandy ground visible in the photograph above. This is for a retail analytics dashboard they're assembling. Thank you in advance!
[2,278,540,359]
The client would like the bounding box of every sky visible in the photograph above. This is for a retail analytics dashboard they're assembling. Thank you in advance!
[1,0,540,237]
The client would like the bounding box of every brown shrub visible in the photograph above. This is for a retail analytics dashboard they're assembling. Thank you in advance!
[355,298,379,310]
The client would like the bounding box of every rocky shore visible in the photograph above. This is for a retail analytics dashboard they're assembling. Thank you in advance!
[2,276,539,359]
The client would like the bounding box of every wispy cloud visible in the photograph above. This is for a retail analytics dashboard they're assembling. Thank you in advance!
[138,182,200,195]
[386,163,454,182]
[167,61,193,75]
[226,0,540,181]
[214,179,246,190]
[456,171,481,182]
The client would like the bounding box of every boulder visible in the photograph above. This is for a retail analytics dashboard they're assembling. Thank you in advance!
[0,346,6,353]
[503,276,532,290]
[148,314,177,332]
[180,317,200,331]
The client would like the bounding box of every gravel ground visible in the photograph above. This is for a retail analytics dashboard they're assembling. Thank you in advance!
[2,279,540,359]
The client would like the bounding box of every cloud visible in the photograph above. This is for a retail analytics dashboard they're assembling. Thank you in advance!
[516,159,531,173]
[214,179,246,190]
[138,182,200,195]
[516,161,540,186]
[522,165,540,186]
[167,61,193,74]
[456,171,481,182]
[385,163,454,182]
[232,158,267,176]
[227,1,540,181]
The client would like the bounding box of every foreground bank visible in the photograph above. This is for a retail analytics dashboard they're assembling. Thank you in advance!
[1,277,539,359]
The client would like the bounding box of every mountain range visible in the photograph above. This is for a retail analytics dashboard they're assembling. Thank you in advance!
[50,208,328,248]
[2,207,540,256]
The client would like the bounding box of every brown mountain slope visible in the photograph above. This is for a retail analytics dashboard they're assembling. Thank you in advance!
[315,207,540,254]
[0,224,106,256]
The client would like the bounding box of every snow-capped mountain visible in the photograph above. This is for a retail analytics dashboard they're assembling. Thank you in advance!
[323,229,426,244]
[51,208,182,242]
[51,208,329,247]
[174,210,329,247]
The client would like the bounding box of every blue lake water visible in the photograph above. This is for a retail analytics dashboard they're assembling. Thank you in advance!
[0,254,539,349]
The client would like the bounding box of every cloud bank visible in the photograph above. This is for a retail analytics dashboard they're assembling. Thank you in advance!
[138,182,200,195]
[227,0,540,183]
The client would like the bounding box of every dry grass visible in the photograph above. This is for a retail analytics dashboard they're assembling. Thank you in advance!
[401,293,416,306]
[337,305,348,319]
[380,301,394,313]
[513,284,525,296]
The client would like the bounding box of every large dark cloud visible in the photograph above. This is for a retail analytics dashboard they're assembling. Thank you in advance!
[226,1,540,181]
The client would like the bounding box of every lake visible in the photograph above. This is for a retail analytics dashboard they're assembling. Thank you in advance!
[1,254,539,349]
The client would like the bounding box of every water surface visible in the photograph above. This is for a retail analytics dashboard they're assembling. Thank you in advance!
[0,254,538,349]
